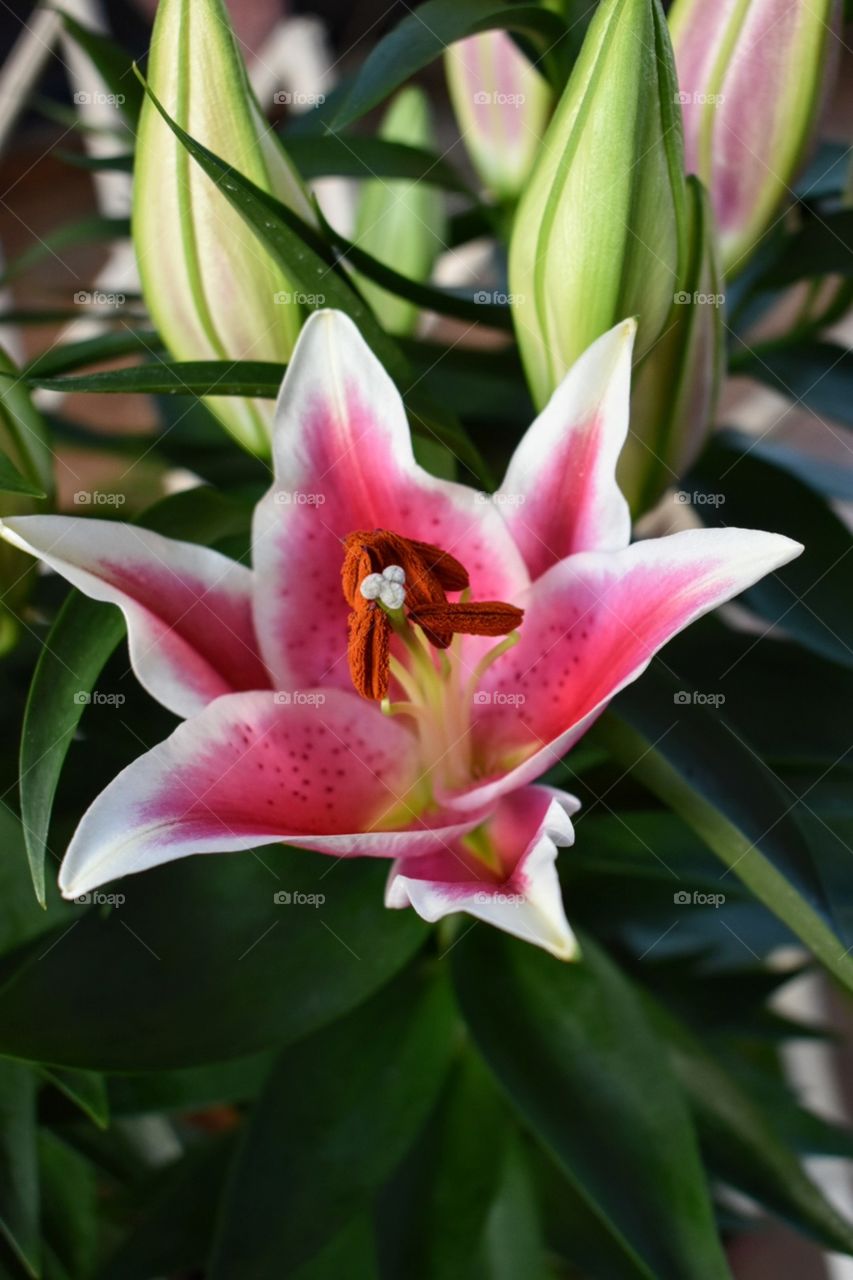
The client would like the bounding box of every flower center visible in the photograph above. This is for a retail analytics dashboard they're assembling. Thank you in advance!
[341,529,523,799]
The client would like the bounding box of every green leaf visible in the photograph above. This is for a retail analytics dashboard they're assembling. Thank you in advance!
[289,1218,379,1280]
[0,851,427,1070]
[28,360,286,398]
[376,1051,509,1280]
[483,1138,549,1280]
[0,807,74,955]
[140,78,491,484]
[107,1052,273,1115]
[649,999,853,1255]
[665,619,853,768]
[0,217,129,286]
[732,340,853,428]
[99,1135,235,1280]
[285,133,470,192]
[18,487,252,905]
[600,663,853,991]
[0,350,53,499]
[758,210,853,286]
[796,141,852,199]
[0,309,109,326]
[38,1133,98,1280]
[535,1146,652,1280]
[738,341,853,430]
[54,150,134,174]
[59,12,143,126]
[208,965,455,1278]
[687,433,853,669]
[0,449,45,498]
[725,430,853,502]
[333,1,569,129]
[19,594,124,907]
[400,338,531,429]
[0,1060,39,1277]
[38,1067,108,1129]
[558,809,784,966]
[317,209,512,331]
[799,812,853,956]
[452,929,731,1280]
[23,331,161,382]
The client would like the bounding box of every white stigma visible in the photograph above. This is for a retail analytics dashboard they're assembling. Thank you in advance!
[360,565,407,610]
[381,581,406,609]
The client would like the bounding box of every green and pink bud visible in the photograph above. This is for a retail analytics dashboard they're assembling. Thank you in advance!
[509,0,688,409]
[444,31,552,201]
[669,0,840,276]
[133,0,315,455]
[620,178,725,513]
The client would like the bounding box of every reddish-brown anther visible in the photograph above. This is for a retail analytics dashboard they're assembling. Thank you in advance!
[341,530,468,614]
[347,604,391,700]
[342,529,523,698]
[342,529,460,648]
[408,601,524,637]
[404,538,470,593]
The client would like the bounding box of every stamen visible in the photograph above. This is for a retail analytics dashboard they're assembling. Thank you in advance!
[347,605,391,700]
[342,527,524,798]
[463,630,521,710]
[408,601,523,637]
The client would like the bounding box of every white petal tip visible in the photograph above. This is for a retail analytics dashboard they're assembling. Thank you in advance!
[0,519,31,553]
[548,929,581,962]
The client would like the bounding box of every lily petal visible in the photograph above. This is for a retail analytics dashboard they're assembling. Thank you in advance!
[251,310,529,691]
[58,689,484,899]
[386,786,579,960]
[1,516,268,717]
[447,527,803,811]
[497,318,635,575]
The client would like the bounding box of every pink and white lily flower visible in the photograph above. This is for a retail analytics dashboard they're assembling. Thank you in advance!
[2,311,801,958]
